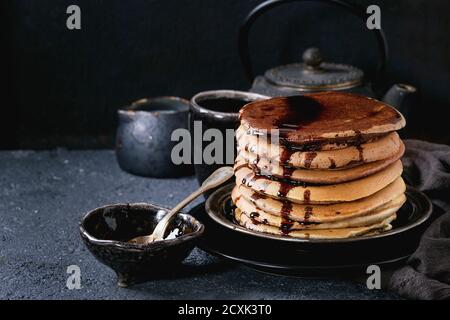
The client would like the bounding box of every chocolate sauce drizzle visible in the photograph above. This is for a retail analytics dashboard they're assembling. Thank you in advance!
[304,152,317,168]
[279,148,293,165]
[303,190,311,203]
[254,176,271,193]
[234,163,248,172]
[356,145,364,162]
[250,212,260,225]
[277,182,294,199]
[329,158,336,169]
[301,190,314,226]
[241,173,253,185]
[279,147,317,173]
[282,166,295,179]
[271,96,324,135]
[354,130,365,162]
[304,206,313,221]
[250,154,262,175]
[251,192,267,202]
[276,179,296,235]
[280,200,294,235]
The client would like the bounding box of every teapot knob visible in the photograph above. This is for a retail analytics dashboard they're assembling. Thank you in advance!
[303,47,323,69]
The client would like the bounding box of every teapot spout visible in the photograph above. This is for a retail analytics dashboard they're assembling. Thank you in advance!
[383,84,417,116]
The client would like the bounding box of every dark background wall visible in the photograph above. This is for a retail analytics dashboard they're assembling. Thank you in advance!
[3,0,450,149]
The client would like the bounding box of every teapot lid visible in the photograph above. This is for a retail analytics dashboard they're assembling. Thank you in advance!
[264,48,364,91]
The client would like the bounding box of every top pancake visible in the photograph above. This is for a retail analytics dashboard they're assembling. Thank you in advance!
[239,92,405,145]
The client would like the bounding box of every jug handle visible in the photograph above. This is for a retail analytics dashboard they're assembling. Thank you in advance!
[238,0,389,84]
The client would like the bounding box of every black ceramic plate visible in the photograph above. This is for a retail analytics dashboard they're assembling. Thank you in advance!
[190,184,432,277]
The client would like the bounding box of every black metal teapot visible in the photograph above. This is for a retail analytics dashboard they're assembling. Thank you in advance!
[238,0,416,117]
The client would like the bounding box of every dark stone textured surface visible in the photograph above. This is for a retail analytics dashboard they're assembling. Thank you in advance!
[0,150,400,299]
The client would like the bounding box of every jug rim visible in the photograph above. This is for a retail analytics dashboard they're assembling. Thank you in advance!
[119,96,190,115]
[190,89,268,118]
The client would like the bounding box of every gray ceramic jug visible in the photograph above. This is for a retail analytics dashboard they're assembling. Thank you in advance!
[116,97,193,178]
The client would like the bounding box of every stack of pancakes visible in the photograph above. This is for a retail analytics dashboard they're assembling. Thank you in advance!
[232,92,406,239]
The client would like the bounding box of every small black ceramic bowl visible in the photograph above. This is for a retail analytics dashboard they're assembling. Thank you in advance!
[79,202,204,287]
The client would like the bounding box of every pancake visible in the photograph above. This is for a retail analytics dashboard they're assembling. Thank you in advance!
[238,140,404,184]
[236,125,403,169]
[234,160,403,204]
[235,125,380,152]
[239,92,405,146]
[234,207,395,239]
[233,92,406,239]
[233,190,405,230]
[232,178,406,223]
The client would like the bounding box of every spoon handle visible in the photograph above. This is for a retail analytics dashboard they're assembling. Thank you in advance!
[144,167,234,243]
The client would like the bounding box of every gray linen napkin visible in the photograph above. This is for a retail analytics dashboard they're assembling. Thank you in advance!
[388,139,450,300]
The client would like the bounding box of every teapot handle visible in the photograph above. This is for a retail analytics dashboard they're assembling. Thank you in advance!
[238,0,389,83]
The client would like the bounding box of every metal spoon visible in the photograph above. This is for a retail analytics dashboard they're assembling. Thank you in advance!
[128,166,234,244]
